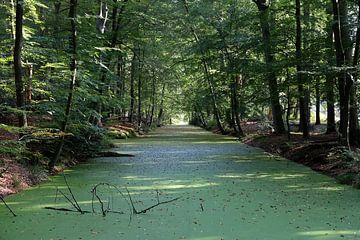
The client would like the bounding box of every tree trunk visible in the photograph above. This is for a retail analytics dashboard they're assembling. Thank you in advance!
[10,0,16,40]
[325,6,336,134]
[137,47,143,129]
[233,75,244,137]
[129,49,137,123]
[315,79,321,125]
[183,0,226,134]
[14,0,27,127]
[349,0,360,145]
[296,0,309,137]
[149,70,156,127]
[325,75,336,133]
[49,0,78,170]
[25,63,33,104]
[254,0,285,134]
[332,0,353,146]
[157,83,166,127]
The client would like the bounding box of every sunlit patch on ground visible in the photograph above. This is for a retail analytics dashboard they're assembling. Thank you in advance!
[1,125,360,240]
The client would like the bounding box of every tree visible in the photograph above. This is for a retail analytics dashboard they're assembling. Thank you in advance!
[295,0,309,137]
[332,0,353,146]
[14,0,27,127]
[253,0,285,134]
[49,0,78,170]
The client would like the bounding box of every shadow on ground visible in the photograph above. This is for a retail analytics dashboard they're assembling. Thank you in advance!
[1,125,360,240]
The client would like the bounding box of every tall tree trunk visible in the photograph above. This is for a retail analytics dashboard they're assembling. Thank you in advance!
[54,2,62,49]
[296,0,309,137]
[183,0,226,134]
[326,6,336,134]
[332,0,353,146]
[149,70,156,127]
[14,0,27,127]
[157,83,166,127]
[315,79,321,125]
[10,0,16,40]
[129,51,137,123]
[25,62,33,104]
[349,0,360,145]
[49,0,78,170]
[137,47,142,129]
[95,0,129,124]
[233,75,244,137]
[253,0,285,134]
[325,74,336,133]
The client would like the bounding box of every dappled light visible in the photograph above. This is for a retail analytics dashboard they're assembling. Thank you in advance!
[1,126,360,240]
[1,0,360,239]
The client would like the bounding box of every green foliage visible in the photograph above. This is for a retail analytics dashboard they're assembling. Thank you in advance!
[64,124,110,160]
[0,141,27,158]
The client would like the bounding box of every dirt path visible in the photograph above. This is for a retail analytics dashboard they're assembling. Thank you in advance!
[1,125,360,239]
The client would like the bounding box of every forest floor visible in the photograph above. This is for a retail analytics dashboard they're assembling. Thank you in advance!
[1,125,360,239]
[0,122,138,197]
[0,128,41,196]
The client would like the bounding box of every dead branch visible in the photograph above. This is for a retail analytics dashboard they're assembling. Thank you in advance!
[96,151,135,158]
[0,196,16,217]
[44,207,90,213]
[45,181,181,220]
[126,187,181,214]
[63,175,84,213]
[91,183,131,217]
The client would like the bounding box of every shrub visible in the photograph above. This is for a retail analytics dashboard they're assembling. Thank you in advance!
[64,124,110,160]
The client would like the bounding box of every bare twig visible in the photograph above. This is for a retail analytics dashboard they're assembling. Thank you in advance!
[126,187,181,214]
[44,207,90,213]
[0,196,16,217]
[63,175,84,214]
[45,181,181,220]
[91,183,132,217]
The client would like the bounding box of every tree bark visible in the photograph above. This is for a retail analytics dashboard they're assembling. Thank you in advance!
[157,83,166,127]
[315,79,321,125]
[14,0,27,127]
[137,47,143,129]
[233,75,244,137]
[295,0,309,137]
[49,0,78,170]
[149,70,156,127]
[332,0,353,146]
[325,6,336,134]
[349,0,360,145]
[129,50,137,123]
[253,0,285,134]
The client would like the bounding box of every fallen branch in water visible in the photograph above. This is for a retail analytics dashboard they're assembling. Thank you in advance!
[91,183,131,217]
[126,187,181,214]
[45,179,181,220]
[44,206,90,213]
[96,152,135,158]
[61,175,85,214]
[0,195,16,217]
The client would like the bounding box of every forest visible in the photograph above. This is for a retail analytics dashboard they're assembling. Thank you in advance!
[1,0,360,239]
